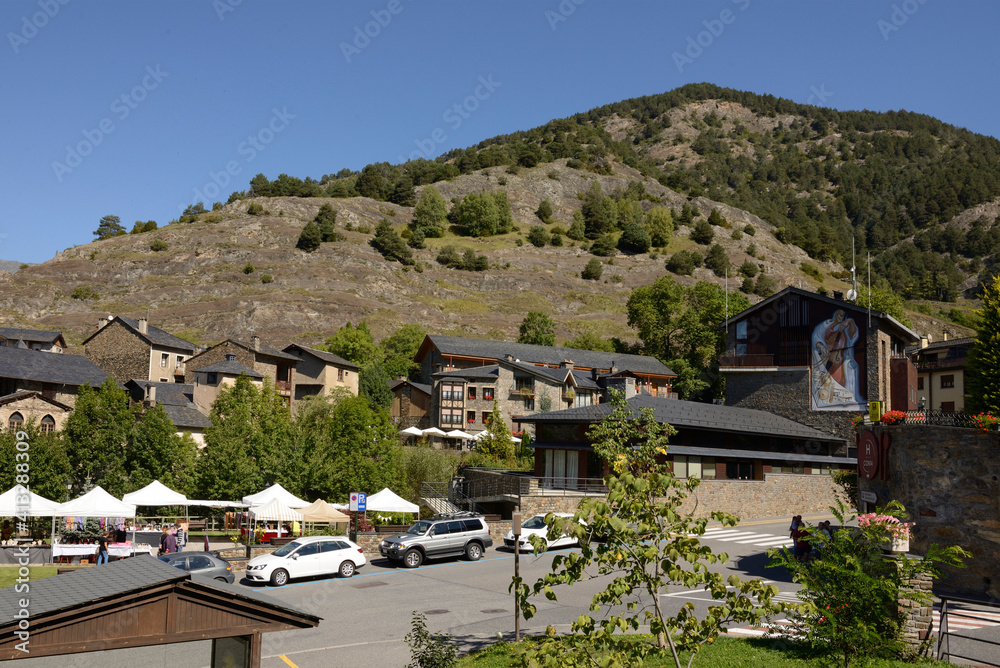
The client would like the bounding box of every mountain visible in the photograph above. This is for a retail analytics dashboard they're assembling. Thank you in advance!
[1,85,989,348]
[0,260,25,273]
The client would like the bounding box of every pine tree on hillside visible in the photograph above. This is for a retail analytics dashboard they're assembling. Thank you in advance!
[966,275,1000,414]
[296,221,322,252]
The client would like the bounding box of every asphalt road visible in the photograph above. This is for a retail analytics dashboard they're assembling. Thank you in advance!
[15,517,820,668]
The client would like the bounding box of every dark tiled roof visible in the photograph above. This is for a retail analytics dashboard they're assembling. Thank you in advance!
[195,359,265,378]
[0,555,318,626]
[283,344,360,370]
[162,404,213,430]
[520,394,841,442]
[570,370,601,390]
[912,337,974,354]
[126,380,194,406]
[423,335,675,376]
[504,359,571,384]
[0,327,63,345]
[83,316,198,352]
[230,339,300,362]
[389,379,432,395]
[432,365,501,380]
[0,347,110,387]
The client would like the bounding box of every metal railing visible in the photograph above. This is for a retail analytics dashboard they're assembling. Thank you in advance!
[936,595,1000,666]
[420,481,487,515]
[894,411,986,428]
[719,354,774,368]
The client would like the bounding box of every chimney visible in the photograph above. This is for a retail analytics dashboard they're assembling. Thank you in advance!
[943,331,949,341]
[138,317,148,334]
[146,384,156,406]
[504,353,514,362]
[251,335,260,352]
[560,359,574,369]
[225,353,237,362]
[98,316,109,330]
[920,335,929,349]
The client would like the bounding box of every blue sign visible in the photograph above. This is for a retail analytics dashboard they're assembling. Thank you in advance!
[357,492,367,512]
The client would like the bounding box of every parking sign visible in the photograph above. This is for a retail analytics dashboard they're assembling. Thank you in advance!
[350,492,367,512]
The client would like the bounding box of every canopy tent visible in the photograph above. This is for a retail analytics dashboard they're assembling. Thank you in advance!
[444,429,474,439]
[400,426,424,436]
[0,484,60,517]
[248,498,303,523]
[365,488,419,514]
[55,487,136,518]
[473,431,521,443]
[299,499,349,523]
[421,427,446,436]
[186,499,250,508]
[122,480,187,506]
[242,483,310,509]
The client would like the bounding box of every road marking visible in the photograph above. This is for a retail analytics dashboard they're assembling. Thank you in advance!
[725,606,1000,638]
[715,533,777,542]
[279,656,298,667]
[263,638,403,659]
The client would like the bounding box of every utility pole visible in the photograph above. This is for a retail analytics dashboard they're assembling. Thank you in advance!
[512,510,521,642]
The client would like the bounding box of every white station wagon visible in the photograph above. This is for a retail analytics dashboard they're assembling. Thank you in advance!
[245,536,366,586]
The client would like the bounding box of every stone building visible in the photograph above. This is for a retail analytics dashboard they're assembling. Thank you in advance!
[190,354,265,414]
[909,336,973,412]
[0,346,110,430]
[389,380,432,429]
[415,335,676,398]
[83,316,199,384]
[719,287,920,441]
[0,328,66,353]
[125,380,213,447]
[281,344,359,404]
[184,337,298,407]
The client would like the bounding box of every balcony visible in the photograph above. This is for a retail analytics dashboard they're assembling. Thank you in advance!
[275,380,291,394]
[719,354,775,368]
[511,387,535,399]
[914,356,968,371]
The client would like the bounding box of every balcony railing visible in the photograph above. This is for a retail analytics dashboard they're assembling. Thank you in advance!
[914,357,968,370]
[275,380,291,393]
[878,410,989,429]
[719,354,775,368]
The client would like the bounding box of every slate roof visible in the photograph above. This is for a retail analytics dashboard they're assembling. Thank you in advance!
[571,370,601,390]
[0,554,317,626]
[0,390,72,410]
[910,337,974,354]
[82,316,198,352]
[162,404,213,429]
[126,380,194,406]
[420,335,675,377]
[389,379,432,395]
[195,359,264,378]
[520,394,841,442]
[0,327,64,345]
[229,339,300,362]
[432,364,501,381]
[0,347,110,387]
[283,344,360,370]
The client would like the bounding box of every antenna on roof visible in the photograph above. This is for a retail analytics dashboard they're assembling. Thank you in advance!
[725,267,729,342]
[868,252,872,329]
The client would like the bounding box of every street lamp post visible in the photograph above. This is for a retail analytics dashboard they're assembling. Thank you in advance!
[64,480,72,502]
[512,510,521,643]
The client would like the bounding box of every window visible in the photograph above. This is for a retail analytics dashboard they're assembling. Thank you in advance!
[467,386,477,400]
[482,412,489,424]
[441,383,463,402]
[177,355,185,366]
[441,408,463,425]
[294,543,320,557]
[40,415,55,434]
[8,412,24,432]
[514,376,534,393]
[320,541,346,552]
[725,461,754,480]
[187,556,212,570]
[467,411,476,424]
[160,378,169,383]
[917,377,924,390]
[671,456,715,480]
[338,368,344,381]
[940,375,954,389]
[574,392,592,408]
[483,387,494,400]
[941,401,955,412]
[160,353,169,367]
[524,397,534,411]
[206,372,218,385]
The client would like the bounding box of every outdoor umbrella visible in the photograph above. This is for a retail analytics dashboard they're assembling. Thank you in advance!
[400,426,424,436]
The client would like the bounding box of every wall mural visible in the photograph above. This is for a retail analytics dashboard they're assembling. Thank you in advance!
[811,309,867,410]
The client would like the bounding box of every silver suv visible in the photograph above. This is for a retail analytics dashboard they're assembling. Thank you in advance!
[379,513,493,568]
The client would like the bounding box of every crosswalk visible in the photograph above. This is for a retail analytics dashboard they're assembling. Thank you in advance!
[690,526,794,548]
[724,605,1000,638]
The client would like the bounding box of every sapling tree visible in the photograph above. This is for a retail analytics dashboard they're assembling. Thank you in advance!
[512,391,782,668]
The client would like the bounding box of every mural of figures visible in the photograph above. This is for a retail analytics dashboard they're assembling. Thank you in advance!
[811,309,866,410]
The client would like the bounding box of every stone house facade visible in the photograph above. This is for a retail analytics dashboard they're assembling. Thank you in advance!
[282,344,359,405]
[184,337,298,407]
[1,391,71,434]
[909,336,972,412]
[83,316,198,384]
[0,346,110,412]
[390,380,432,429]
[191,355,265,414]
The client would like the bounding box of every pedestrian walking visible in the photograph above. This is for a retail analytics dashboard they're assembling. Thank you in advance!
[175,523,186,553]
[96,532,110,565]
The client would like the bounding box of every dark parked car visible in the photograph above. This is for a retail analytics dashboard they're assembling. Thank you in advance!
[159,551,235,584]
[379,512,493,568]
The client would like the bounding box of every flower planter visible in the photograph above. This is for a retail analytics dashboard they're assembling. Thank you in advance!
[888,535,909,553]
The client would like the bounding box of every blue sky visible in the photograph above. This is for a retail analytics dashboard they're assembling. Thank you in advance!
[2,0,998,263]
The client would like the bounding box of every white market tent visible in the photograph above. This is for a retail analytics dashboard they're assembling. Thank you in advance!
[400,426,424,436]
[421,427,446,436]
[249,498,303,523]
[186,499,250,508]
[365,488,419,514]
[300,499,349,524]
[242,483,310,509]
[56,486,136,518]
[122,480,187,507]
[444,429,474,439]
[472,431,520,443]
[0,484,60,517]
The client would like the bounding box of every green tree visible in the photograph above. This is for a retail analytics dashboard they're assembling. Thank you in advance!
[296,221,322,252]
[377,323,427,381]
[857,285,912,328]
[93,215,125,240]
[754,273,779,297]
[357,163,388,200]
[589,234,616,257]
[315,203,339,242]
[475,401,514,463]
[515,392,781,667]
[448,191,513,237]
[535,198,554,223]
[518,311,556,346]
[617,220,651,254]
[967,274,1000,413]
[645,206,674,246]
[297,395,402,501]
[690,219,715,244]
[412,186,448,238]
[527,225,551,247]
[704,243,731,277]
[129,404,197,496]
[707,208,727,226]
[196,377,300,501]
[370,219,414,265]
[359,362,394,409]
[738,259,759,278]
[567,211,586,241]
[564,330,614,352]
[325,322,377,367]
[581,258,603,280]
[581,181,617,239]
[0,425,71,502]
[64,378,133,495]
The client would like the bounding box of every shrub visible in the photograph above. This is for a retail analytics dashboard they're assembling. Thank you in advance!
[617,221,651,254]
[547,170,560,180]
[527,225,550,247]
[149,239,168,252]
[665,250,696,276]
[754,273,779,297]
[746,242,758,257]
[436,245,463,269]
[260,274,273,284]
[71,285,99,300]
[704,244,730,277]
[405,611,458,668]
[743,224,756,236]
[590,234,616,257]
[738,259,759,278]
[408,227,426,249]
[801,262,823,282]
[536,198,554,222]
[566,212,586,241]
[740,277,754,293]
[550,233,563,247]
[690,219,715,244]
[243,264,255,274]
[581,258,603,280]
[297,221,322,252]
[246,202,264,215]
[370,219,414,265]
[707,208,727,227]
[731,229,743,240]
